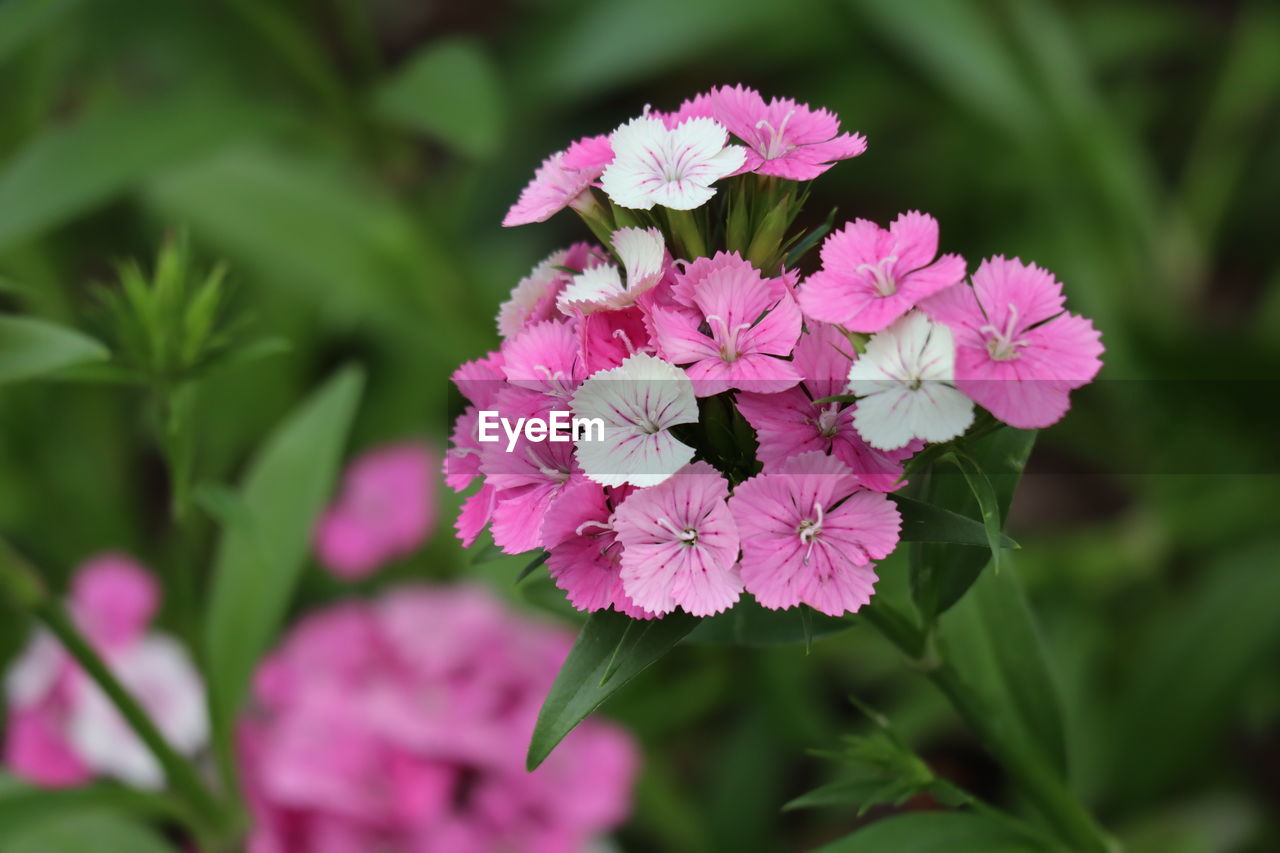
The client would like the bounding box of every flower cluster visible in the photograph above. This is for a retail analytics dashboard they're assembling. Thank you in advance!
[238,585,636,853]
[3,554,207,788]
[448,84,1103,620]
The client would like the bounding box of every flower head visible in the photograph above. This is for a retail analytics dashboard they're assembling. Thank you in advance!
[846,310,975,449]
[600,115,745,211]
[649,253,801,396]
[729,452,901,616]
[503,134,614,227]
[922,256,1103,428]
[613,462,743,617]
[798,211,967,333]
[710,84,866,180]
[570,352,698,487]
[557,227,666,314]
[500,319,586,401]
[497,243,606,338]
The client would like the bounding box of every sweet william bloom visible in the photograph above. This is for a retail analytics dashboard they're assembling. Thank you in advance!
[446,354,505,549]
[600,115,745,211]
[497,243,606,338]
[503,134,614,227]
[613,461,743,617]
[710,84,867,180]
[4,555,207,789]
[570,352,698,487]
[314,443,438,579]
[542,481,652,618]
[922,256,1103,428]
[798,211,967,333]
[558,227,666,314]
[649,253,802,396]
[730,452,901,616]
[847,310,975,450]
[239,586,637,853]
[500,319,586,401]
[736,323,917,490]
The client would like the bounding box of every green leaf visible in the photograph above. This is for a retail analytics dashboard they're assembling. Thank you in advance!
[811,812,1043,853]
[372,38,505,159]
[0,0,82,62]
[892,494,1018,549]
[0,316,107,385]
[0,811,177,853]
[909,428,1036,620]
[685,596,850,647]
[0,92,265,252]
[204,367,363,735]
[514,550,549,584]
[528,608,698,770]
[0,776,182,843]
[947,451,1006,572]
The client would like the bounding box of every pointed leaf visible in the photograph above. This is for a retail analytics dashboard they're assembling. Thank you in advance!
[0,316,107,385]
[948,451,1006,572]
[685,596,850,647]
[811,812,1042,853]
[892,494,1017,549]
[0,811,177,853]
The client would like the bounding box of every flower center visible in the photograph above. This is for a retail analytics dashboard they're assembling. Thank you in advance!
[533,364,574,398]
[754,109,797,159]
[815,403,842,437]
[979,303,1027,361]
[798,502,825,564]
[704,314,754,362]
[855,256,899,297]
[656,517,699,546]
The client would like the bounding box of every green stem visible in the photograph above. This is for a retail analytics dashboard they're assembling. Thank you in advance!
[862,601,1115,853]
[665,208,708,259]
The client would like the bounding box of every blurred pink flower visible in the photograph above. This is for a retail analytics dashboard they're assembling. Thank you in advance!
[710,84,867,180]
[239,585,638,853]
[315,443,439,579]
[3,554,207,789]
[503,135,614,227]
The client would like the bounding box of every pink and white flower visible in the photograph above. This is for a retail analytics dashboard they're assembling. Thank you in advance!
[798,212,967,333]
[500,319,586,402]
[613,462,743,617]
[497,243,606,338]
[922,256,1103,428]
[710,84,867,180]
[846,311,975,449]
[729,452,901,616]
[648,253,802,396]
[557,227,666,314]
[600,115,745,211]
[570,353,698,487]
[503,134,614,227]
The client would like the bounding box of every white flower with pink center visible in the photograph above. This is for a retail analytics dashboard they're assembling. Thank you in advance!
[600,115,745,211]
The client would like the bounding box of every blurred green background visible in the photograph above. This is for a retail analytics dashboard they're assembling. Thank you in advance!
[1,0,1278,850]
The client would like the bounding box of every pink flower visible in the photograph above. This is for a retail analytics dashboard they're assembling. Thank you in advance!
[4,555,207,789]
[500,319,586,402]
[710,84,867,180]
[315,443,438,579]
[541,481,653,618]
[922,256,1104,428]
[239,585,638,853]
[798,211,967,333]
[600,115,745,210]
[736,323,917,490]
[649,252,802,396]
[612,462,743,617]
[503,135,614,227]
[497,243,606,338]
[729,452,901,616]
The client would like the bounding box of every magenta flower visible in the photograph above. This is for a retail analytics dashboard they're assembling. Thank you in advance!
[239,586,638,853]
[798,211,967,333]
[503,134,614,227]
[710,84,867,180]
[542,481,653,618]
[4,555,207,789]
[314,443,438,579]
[729,452,901,616]
[921,256,1104,428]
[499,319,586,402]
[446,353,506,548]
[612,462,743,617]
[497,243,606,338]
[649,253,802,396]
[736,323,917,491]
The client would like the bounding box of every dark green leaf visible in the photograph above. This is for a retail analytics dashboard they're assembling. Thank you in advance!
[685,596,850,647]
[514,550,549,584]
[892,494,1018,549]
[0,775,183,844]
[811,812,1043,853]
[948,451,1006,572]
[0,316,107,385]
[528,608,698,770]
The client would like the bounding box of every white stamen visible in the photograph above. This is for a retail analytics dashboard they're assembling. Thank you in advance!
[855,255,899,297]
[979,302,1026,361]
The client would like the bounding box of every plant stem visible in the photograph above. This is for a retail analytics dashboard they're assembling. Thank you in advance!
[862,601,1116,853]
[666,208,708,258]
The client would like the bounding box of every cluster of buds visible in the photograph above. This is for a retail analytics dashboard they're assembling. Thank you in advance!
[447,85,1102,620]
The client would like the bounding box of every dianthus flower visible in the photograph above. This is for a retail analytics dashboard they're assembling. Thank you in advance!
[710,84,867,180]
[503,134,614,227]
[542,481,652,618]
[497,243,606,338]
[600,115,745,211]
[557,227,666,314]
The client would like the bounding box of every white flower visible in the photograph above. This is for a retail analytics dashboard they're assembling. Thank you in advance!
[557,227,665,314]
[600,115,746,211]
[66,635,209,788]
[847,310,974,450]
[571,353,699,487]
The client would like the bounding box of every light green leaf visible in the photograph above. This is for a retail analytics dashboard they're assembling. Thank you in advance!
[0,315,107,385]
[528,608,698,770]
[0,0,82,63]
[204,367,363,734]
[0,811,177,853]
[372,38,505,159]
[0,775,182,843]
[811,811,1042,853]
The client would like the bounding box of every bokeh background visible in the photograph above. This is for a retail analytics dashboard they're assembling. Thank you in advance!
[2,0,1278,850]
